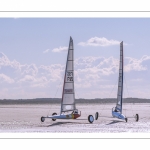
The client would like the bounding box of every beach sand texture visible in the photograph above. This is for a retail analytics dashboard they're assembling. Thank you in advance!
[0,103,150,133]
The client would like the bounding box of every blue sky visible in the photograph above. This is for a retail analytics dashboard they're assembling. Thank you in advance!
[0,18,150,99]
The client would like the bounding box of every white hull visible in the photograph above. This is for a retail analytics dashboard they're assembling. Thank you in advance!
[45,114,75,119]
[42,112,81,121]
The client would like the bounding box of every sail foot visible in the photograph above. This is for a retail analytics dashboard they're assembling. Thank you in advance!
[61,104,76,112]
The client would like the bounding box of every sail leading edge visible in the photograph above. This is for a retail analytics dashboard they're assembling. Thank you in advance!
[116,41,123,113]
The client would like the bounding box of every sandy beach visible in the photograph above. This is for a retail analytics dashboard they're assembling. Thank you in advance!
[0,103,150,133]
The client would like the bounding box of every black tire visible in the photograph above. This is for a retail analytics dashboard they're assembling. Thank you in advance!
[125,118,128,122]
[135,114,139,122]
[41,116,45,122]
[95,112,99,120]
[88,115,94,123]
[52,113,57,121]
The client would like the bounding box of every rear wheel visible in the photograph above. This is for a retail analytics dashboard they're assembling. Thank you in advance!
[88,115,94,123]
[41,116,45,122]
[52,113,57,121]
[135,114,139,122]
[95,112,99,120]
[125,118,128,122]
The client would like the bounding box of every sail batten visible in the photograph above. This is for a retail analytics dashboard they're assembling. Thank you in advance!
[61,37,76,113]
[116,41,123,113]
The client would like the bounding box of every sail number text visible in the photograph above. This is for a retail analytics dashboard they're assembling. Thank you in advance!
[66,72,73,82]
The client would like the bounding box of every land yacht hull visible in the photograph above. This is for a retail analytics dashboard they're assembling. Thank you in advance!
[41,113,81,122]
[112,111,126,120]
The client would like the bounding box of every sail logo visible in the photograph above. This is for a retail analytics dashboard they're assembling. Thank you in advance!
[64,89,73,93]
[67,77,73,81]
[67,72,73,76]
[66,71,73,82]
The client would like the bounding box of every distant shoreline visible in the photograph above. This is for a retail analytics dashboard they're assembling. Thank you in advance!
[0,98,150,105]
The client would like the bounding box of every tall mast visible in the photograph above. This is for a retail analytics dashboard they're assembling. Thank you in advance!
[116,41,123,113]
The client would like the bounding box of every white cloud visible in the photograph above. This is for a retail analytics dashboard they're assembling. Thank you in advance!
[75,56,119,77]
[18,75,49,88]
[0,52,150,99]
[74,55,150,97]
[75,82,91,88]
[0,73,14,84]
[18,75,36,82]
[78,37,120,47]
[31,76,48,87]
[0,52,21,70]
[125,55,150,72]
[22,64,38,76]
[39,64,64,82]
[43,49,50,53]
[52,46,68,52]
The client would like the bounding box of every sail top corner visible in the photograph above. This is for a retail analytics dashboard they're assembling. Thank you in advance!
[70,36,73,41]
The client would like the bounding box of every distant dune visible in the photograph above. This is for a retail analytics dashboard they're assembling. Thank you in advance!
[0,98,150,105]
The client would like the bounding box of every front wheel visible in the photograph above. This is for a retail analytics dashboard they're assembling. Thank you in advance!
[95,112,99,120]
[41,116,45,122]
[52,113,57,121]
[135,114,139,122]
[88,115,94,123]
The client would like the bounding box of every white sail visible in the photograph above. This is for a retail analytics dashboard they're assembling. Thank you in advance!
[61,37,76,113]
[116,41,123,113]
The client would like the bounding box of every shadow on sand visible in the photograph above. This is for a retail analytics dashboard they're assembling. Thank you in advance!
[106,120,124,125]
[47,121,89,127]
[47,122,74,127]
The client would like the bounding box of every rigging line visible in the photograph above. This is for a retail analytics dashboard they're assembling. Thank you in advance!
[124,74,134,116]
[74,88,87,116]
[109,80,118,98]
[99,80,118,116]
[47,80,62,116]
[74,88,80,99]
[54,80,62,98]
[46,50,66,116]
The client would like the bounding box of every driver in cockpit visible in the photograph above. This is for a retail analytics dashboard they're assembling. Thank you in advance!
[72,110,78,114]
